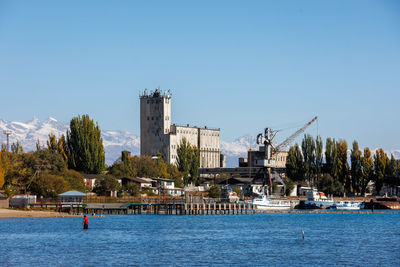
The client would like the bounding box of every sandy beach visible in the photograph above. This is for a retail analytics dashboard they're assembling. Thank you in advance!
[0,208,80,219]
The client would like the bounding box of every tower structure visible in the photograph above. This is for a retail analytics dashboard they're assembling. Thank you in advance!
[3,130,12,152]
[139,88,221,168]
[140,88,172,158]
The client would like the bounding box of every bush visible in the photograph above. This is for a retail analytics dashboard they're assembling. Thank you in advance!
[30,174,69,198]
[141,187,157,197]
[93,175,120,196]
[283,177,295,196]
[317,173,344,196]
[208,185,221,198]
[61,169,86,192]
[232,187,242,196]
[124,182,140,197]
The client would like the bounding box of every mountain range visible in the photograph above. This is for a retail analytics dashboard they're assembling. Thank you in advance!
[0,117,253,166]
[0,118,399,166]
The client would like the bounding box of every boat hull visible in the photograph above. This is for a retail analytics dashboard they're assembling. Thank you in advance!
[297,200,335,209]
[255,205,291,211]
[253,198,291,211]
[330,206,360,211]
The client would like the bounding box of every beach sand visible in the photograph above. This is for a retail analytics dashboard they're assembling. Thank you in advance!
[0,208,80,219]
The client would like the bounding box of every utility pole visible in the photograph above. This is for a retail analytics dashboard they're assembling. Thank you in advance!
[3,130,12,152]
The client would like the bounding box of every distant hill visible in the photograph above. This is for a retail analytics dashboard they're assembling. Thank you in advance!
[0,117,398,166]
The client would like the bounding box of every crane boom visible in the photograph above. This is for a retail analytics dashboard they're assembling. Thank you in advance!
[274,116,318,152]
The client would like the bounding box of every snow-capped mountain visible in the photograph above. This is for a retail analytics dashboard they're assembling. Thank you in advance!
[0,118,140,165]
[0,117,68,152]
[220,134,258,166]
[0,118,399,167]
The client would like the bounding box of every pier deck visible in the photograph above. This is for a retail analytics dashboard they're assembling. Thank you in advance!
[82,202,256,215]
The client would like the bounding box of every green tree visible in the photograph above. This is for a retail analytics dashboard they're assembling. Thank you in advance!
[25,149,67,174]
[350,141,362,194]
[4,184,17,198]
[361,147,373,195]
[373,148,388,195]
[121,150,131,164]
[36,139,42,152]
[176,138,192,185]
[336,140,349,193]
[66,115,105,174]
[136,156,158,177]
[189,146,200,185]
[324,137,339,179]
[1,151,26,190]
[93,175,120,196]
[61,169,86,192]
[317,173,344,196]
[48,133,68,162]
[385,154,399,192]
[283,177,295,196]
[30,174,69,198]
[108,155,183,188]
[0,152,4,189]
[315,136,323,178]
[166,164,183,187]
[47,133,58,151]
[208,185,221,198]
[11,141,24,154]
[123,182,140,196]
[108,157,137,178]
[57,135,68,161]
[286,144,305,181]
[301,134,316,185]
[154,154,170,178]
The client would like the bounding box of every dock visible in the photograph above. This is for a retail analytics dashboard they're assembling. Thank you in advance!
[83,202,256,215]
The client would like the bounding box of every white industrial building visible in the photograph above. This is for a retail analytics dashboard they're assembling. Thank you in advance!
[140,88,221,168]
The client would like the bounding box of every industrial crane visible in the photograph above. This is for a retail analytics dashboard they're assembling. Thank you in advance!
[252,116,318,195]
[256,116,318,164]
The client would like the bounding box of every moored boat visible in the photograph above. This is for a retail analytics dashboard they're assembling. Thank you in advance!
[298,188,335,209]
[252,194,291,211]
[329,201,362,210]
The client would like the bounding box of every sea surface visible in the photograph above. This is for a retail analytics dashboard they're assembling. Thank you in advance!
[1,212,399,266]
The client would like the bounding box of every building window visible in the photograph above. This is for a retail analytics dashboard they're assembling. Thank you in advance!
[147,117,149,120]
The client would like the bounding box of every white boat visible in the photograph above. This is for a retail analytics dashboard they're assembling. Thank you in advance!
[252,194,291,211]
[301,189,335,209]
[330,201,362,210]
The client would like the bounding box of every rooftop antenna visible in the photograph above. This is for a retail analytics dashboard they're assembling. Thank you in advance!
[3,130,12,152]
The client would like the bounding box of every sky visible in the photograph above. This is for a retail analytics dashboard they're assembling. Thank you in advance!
[0,0,399,151]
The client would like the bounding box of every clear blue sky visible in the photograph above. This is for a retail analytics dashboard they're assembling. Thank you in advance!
[0,0,399,150]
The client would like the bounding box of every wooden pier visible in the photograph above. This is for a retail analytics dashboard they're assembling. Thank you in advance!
[82,202,256,215]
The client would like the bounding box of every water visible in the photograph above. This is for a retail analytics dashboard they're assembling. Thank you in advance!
[1,212,399,266]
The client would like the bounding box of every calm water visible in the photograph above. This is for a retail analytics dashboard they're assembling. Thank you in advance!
[1,212,399,266]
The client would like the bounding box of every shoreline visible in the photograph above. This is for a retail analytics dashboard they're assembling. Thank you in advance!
[0,208,80,219]
[1,208,398,219]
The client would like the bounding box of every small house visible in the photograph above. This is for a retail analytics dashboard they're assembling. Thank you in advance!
[152,178,185,196]
[120,177,153,189]
[59,190,88,203]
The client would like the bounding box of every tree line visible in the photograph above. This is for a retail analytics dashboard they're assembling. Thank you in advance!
[286,134,400,196]
[0,114,196,197]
